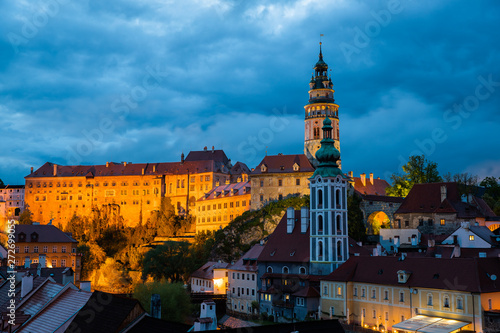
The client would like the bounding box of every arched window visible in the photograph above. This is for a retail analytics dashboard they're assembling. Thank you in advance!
[299,267,306,275]
[337,241,342,260]
[318,215,324,233]
[318,241,323,260]
[427,294,433,306]
[282,266,289,274]
[336,189,340,208]
[318,189,323,208]
[457,297,463,310]
[267,266,273,273]
[444,296,450,308]
[336,215,341,234]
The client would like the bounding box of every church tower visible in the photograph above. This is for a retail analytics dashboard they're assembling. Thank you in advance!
[304,43,340,167]
[309,117,349,275]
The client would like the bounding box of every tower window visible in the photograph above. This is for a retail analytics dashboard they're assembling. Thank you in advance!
[313,127,320,139]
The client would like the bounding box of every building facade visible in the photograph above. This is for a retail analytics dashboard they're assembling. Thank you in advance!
[13,224,82,283]
[24,148,240,228]
[320,256,500,333]
[196,180,251,233]
[304,43,340,167]
[0,185,25,229]
[250,154,314,210]
[190,261,229,294]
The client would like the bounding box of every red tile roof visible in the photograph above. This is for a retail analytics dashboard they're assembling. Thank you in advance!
[351,177,390,196]
[251,154,314,175]
[27,159,228,179]
[395,182,496,218]
[191,261,230,280]
[257,210,310,263]
[185,148,229,165]
[292,286,320,298]
[323,256,500,293]
[198,181,250,201]
[15,224,77,243]
[230,162,251,175]
[228,243,265,272]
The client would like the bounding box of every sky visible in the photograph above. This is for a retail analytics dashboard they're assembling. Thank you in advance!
[1,0,500,185]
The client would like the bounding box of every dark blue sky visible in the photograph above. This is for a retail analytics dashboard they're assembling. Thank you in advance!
[1,0,500,185]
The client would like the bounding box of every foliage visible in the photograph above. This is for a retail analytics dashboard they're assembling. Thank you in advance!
[78,242,107,280]
[18,207,33,225]
[347,193,366,242]
[443,172,479,202]
[142,241,191,282]
[92,257,130,291]
[386,155,442,197]
[133,281,191,323]
[0,178,4,187]
[481,176,500,215]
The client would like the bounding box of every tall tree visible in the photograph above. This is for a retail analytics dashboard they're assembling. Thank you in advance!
[386,155,442,197]
[18,207,33,225]
[480,177,500,215]
[347,193,366,242]
[443,172,479,203]
[0,178,4,187]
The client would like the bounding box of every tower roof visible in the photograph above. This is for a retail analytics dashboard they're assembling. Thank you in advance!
[311,117,344,179]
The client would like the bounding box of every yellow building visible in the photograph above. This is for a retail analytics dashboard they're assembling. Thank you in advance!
[13,224,82,283]
[249,154,314,210]
[196,180,251,233]
[320,255,500,333]
[24,148,241,228]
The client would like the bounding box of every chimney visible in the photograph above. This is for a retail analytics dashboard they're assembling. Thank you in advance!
[80,281,91,292]
[153,165,156,173]
[24,257,31,268]
[411,235,418,246]
[123,161,127,166]
[360,173,366,186]
[394,235,400,248]
[301,207,310,233]
[440,185,447,202]
[452,244,461,258]
[151,294,161,319]
[215,181,220,187]
[286,207,295,233]
[225,179,230,185]
[21,273,34,298]
[369,173,374,185]
[212,146,215,153]
[348,171,353,178]
[106,162,109,167]
[53,164,57,176]
[31,167,34,173]
[181,152,185,164]
[39,254,46,268]
[204,146,208,152]
[142,168,145,175]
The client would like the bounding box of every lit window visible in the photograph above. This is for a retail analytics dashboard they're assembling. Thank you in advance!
[440,219,445,225]
[469,235,475,241]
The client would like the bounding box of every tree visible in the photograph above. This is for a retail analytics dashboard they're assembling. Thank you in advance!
[133,281,191,323]
[347,194,366,242]
[0,178,4,187]
[78,242,107,279]
[386,155,442,197]
[142,241,191,282]
[481,177,500,215]
[18,207,33,225]
[443,172,479,203]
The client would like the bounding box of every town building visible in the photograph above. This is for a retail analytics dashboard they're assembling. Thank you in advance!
[24,148,244,228]
[441,222,499,248]
[250,154,314,210]
[196,180,251,233]
[194,299,218,331]
[394,182,498,234]
[190,261,229,294]
[0,184,24,229]
[226,243,265,316]
[13,224,82,283]
[320,255,500,333]
[304,42,341,167]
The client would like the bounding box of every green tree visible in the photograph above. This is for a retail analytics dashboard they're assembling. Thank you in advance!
[133,281,191,323]
[386,155,442,197]
[443,172,479,203]
[78,242,107,279]
[480,177,500,215]
[18,207,33,225]
[347,194,366,242]
[0,178,4,187]
[142,241,191,282]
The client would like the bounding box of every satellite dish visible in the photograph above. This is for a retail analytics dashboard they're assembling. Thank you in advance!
[491,275,497,281]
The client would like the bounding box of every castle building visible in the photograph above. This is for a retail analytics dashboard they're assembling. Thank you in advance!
[196,180,251,233]
[24,148,242,228]
[250,154,314,210]
[304,43,340,167]
[309,117,349,275]
[0,184,25,229]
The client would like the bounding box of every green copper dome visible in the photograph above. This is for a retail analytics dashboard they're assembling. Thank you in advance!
[311,117,344,179]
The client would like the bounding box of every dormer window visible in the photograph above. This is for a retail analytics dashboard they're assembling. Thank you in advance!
[261,164,267,172]
[397,270,411,283]
[293,163,300,172]
[18,232,26,242]
[30,232,38,242]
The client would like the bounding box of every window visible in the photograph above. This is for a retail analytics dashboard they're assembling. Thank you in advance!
[488,299,492,310]
[419,219,424,226]
[252,274,255,281]
[444,296,450,308]
[362,308,366,318]
[372,289,376,299]
[296,179,300,186]
[61,259,66,267]
[260,195,263,202]
[318,215,323,232]
[405,220,409,227]
[427,294,433,306]
[24,246,29,253]
[384,290,389,300]
[53,246,57,253]
[385,311,389,321]
[469,235,475,241]
[440,218,445,225]
[61,246,66,253]
[337,286,342,296]
[299,267,306,275]
[457,297,463,310]
[428,219,433,226]
[399,292,404,302]
[260,180,264,187]
[51,259,57,267]
[330,306,334,316]
[323,286,328,295]
[362,288,366,298]
[278,179,282,186]
[267,266,273,273]
[354,287,358,297]
[43,246,48,253]
[373,310,376,318]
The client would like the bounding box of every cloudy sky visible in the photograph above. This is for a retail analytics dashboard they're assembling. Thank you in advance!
[1,0,499,185]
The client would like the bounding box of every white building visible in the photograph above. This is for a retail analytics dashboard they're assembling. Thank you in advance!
[0,185,25,228]
[442,222,497,248]
[227,243,264,315]
[379,228,421,253]
[190,261,229,294]
[194,299,217,331]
